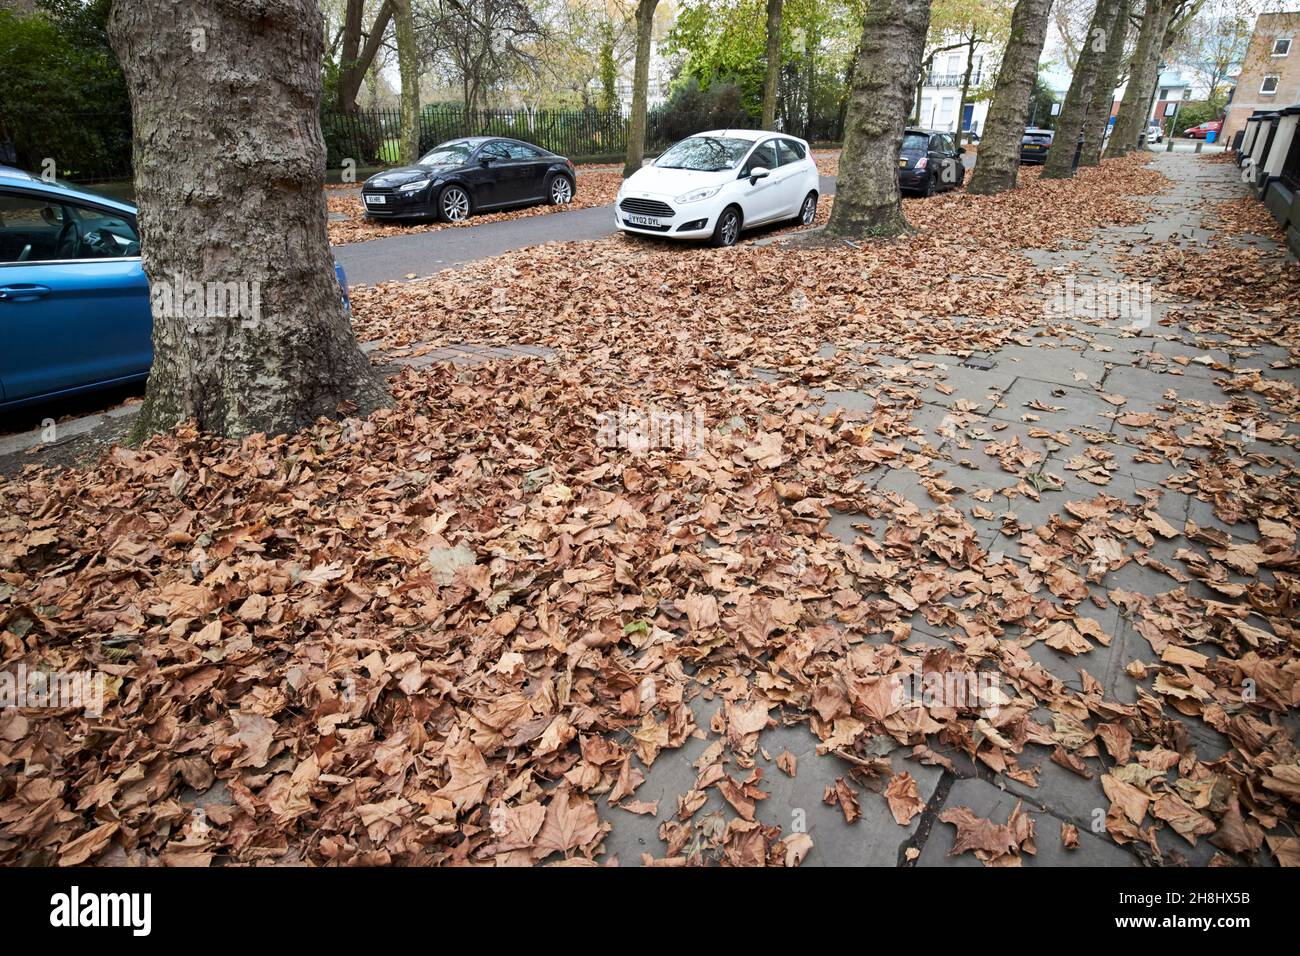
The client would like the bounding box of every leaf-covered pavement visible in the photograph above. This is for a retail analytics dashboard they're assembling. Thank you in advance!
[1,152,1296,867]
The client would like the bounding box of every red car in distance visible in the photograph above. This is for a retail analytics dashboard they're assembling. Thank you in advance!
[1182,120,1223,139]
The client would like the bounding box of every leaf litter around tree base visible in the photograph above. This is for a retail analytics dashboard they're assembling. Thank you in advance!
[1,153,1297,867]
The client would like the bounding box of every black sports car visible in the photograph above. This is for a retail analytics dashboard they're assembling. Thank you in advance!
[360,136,577,222]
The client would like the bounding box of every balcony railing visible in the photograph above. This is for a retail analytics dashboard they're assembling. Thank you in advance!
[925,72,982,88]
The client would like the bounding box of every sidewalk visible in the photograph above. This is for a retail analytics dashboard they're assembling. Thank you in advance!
[595,152,1298,866]
[3,153,1294,868]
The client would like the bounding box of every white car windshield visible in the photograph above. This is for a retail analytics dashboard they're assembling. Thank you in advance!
[655,136,754,172]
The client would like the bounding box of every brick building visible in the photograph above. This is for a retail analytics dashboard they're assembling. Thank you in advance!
[1224,11,1300,141]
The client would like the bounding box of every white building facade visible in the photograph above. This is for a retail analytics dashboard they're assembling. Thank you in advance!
[917,44,994,135]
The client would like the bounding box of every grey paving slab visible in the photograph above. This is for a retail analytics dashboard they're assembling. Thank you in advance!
[989,378,1118,430]
[917,777,1139,867]
[989,344,1110,388]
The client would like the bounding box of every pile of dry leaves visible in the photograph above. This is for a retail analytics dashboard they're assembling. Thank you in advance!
[1,152,1295,867]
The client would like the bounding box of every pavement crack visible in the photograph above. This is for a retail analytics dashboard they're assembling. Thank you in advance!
[898,769,954,866]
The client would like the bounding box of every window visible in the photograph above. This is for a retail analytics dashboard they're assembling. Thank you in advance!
[654,136,752,171]
[939,134,957,153]
[775,139,804,165]
[1261,75,1280,95]
[504,142,542,160]
[939,95,956,128]
[902,131,930,152]
[0,192,139,264]
[1159,88,1170,99]
[477,141,512,161]
[1273,38,1291,56]
[418,141,473,165]
[744,141,778,173]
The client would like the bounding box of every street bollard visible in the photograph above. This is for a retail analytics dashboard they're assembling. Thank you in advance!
[1195,141,1203,153]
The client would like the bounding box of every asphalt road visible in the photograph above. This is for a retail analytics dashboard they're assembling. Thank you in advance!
[333,173,840,285]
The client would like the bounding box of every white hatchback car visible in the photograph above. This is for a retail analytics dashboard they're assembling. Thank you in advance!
[615,130,820,247]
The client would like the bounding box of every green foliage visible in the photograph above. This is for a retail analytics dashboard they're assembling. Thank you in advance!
[665,0,860,116]
[598,26,618,114]
[1026,74,1060,129]
[1166,100,1221,134]
[647,78,754,147]
[0,2,130,179]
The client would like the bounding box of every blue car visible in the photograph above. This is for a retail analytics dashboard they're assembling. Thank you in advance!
[0,166,352,412]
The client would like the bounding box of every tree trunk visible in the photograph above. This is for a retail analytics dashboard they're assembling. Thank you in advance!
[1080,0,1131,165]
[761,0,782,129]
[965,0,1053,195]
[1105,0,1172,158]
[107,0,388,440]
[599,26,617,114]
[337,0,395,113]
[823,0,932,240]
[394,0,420,163]
[805,26,816,136]
[913,52,933,125]
[624,0,659,178]
[836,36,862,136]
[1042,0,1123,177]
[954,32,978,149]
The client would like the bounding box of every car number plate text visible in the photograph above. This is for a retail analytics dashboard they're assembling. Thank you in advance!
[365,195,385,204]
[628,215,660,227]
[898,159,908,167]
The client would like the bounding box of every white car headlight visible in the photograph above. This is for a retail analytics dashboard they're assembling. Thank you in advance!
[399,179,431,193]
[675,185,724,204]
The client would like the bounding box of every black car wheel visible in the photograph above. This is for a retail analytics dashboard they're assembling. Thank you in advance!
[922,172,937,198]
[548,174,574,205]
[796,191,817,225]
[436,184,471,223]
[710,206,742,247]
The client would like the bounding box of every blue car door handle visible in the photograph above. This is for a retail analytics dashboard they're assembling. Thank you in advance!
[0,284,52,302]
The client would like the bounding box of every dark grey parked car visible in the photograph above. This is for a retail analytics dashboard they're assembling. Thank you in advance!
[361,136,577,223]
[897,128,966,197]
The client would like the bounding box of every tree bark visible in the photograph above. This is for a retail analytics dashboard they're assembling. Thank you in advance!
[965,0,1054,195]
[1043,0,1123,177]
[823,0,932,240]
[599,25,618,114]
[394,0,420,163]
[836,35,862,135]
[761,0,782,129]
[337,0,395,113]
[1080,0,1131,165]
[1105,0,1172,158]
[954,32,979,149]
[108,0,388,440]
[624,0,659,178]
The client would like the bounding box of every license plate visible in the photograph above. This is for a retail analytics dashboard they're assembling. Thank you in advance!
[898,159,908,167]
[1025,144,1044,150]
[364,194,386,205]
[628,215,660,227]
